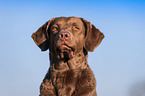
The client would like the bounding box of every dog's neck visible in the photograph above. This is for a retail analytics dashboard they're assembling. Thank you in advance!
[49,49,88,72]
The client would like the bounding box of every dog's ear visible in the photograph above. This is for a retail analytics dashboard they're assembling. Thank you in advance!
[81,18,104,52]
[31,19,54,51]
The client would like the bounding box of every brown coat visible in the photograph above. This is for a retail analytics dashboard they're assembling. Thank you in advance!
[32,17,104,96]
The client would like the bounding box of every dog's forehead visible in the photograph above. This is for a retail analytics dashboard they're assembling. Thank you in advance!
[52,17,84,26]
[67,17,83,24]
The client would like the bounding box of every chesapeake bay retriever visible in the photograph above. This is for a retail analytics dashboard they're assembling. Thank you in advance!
[31,17,104,96]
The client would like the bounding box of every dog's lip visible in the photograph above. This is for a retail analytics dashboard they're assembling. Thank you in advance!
[58,44,74,51]
[56,44,75,59]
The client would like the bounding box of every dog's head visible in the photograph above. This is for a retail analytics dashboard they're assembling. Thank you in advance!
[32,17,104,60]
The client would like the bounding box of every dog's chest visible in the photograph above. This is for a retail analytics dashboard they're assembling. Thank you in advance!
[51,70,82,95]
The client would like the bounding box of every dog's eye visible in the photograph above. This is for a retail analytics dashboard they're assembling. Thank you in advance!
[52,26,59,31]
[73,26,79,30]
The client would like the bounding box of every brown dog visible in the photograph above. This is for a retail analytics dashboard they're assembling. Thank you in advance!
[32,17,104,96]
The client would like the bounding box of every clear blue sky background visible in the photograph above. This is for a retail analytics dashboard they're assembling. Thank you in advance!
[0,0,145,96]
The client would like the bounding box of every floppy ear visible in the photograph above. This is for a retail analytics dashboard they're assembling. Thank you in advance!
[31,19,53,51]
[82,19,104,52]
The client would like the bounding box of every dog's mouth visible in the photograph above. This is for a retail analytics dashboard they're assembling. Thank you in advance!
[56,44,75,60]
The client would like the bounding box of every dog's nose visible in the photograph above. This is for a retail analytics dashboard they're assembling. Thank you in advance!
[59,32,70,40]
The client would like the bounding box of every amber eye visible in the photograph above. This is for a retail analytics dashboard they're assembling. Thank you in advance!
[52,26,59,31]
[73,26,79,30]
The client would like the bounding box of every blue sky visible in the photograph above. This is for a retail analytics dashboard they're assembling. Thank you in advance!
[0,0,145,96]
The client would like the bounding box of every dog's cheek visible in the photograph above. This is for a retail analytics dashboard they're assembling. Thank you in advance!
[75,35,85,52]
[49,36,56,52]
